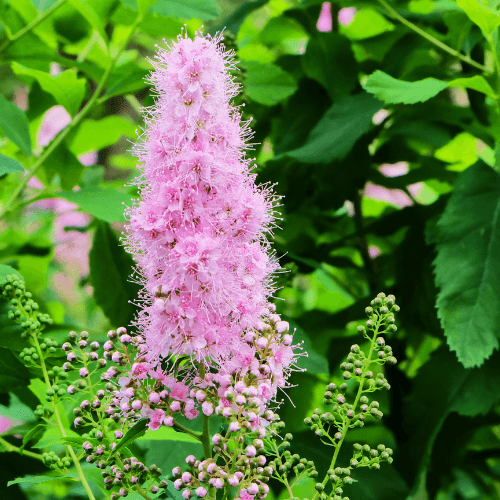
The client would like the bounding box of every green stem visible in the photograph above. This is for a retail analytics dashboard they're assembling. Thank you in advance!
[0,14,143,222]
[30,333,97,500]
[486,34,500,108]
[311,318,381,500]
[377,0,488,73]
[84,359,153,500]
[0,0,66,53]
[198,363,212,459]
[0,435,44,462]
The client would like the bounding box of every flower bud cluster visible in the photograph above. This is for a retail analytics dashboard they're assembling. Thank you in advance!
[351,443,393,471]
[1,276,53,337]
[42,451,71,471]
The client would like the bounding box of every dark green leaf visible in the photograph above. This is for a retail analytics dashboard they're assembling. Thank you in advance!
[41,142,84,191]
[0,347,32,393]
[432,161,500,367]
[243,61,298,106]
[58,186,133,222]
[287,320,329,374]
[0,93,32,156]
[89,221,140,327]
[284,93,382,163]
[302,33,357,99]
[108,418,148,460]
[0,154,25,176]
[401,346,500,491]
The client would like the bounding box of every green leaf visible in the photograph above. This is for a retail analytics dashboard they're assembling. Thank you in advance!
[448,75,498,99]
[401,346,500,491]
[208,0,269,36]
[89,221,141,327]
[137,0,156,14]
[0,93,32,156]
[108,419,148,460]
[364,70,448,105]
[0,347,32,393]
[0,298,26,352]
[104,66,149,98]
[457,0,500,35]
[137,425,200,443]
[432,161,500,367]
[19,423,45,453]
[302,33,357,100]
[69,116,136,156]
[0,154,25,176]
[287,320,329,374]
[40,142,84,191]
[8,475,75,487]
[57,186,133,223]
[243,61,298,106]
[341,7,394,40]
[11,63,86,117]
[149,0,219,20]
[67,0,108,43]
[285,93,382,164]
[0,265,24,284]
[121,0,219,19]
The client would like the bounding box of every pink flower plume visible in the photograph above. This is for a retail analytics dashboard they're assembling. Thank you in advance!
[124,31,279,363]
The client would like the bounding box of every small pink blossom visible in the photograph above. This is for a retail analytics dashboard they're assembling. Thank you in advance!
[317,2,332,32]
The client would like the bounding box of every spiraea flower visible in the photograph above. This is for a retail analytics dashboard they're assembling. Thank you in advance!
[124,31,279,363]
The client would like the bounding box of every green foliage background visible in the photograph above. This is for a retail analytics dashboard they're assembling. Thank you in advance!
[1,0,500,499]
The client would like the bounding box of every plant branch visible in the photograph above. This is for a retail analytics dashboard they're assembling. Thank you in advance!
[30,332,97,500]
[311,317,381,500]
[0,0,66,53]
[0,436,44,461]
[377,0,488,73]
[0,14,143,222]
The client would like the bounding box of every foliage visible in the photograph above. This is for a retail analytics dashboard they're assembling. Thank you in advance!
[0,0,500,500]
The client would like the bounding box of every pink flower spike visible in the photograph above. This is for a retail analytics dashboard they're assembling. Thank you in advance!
[123,30,279,365]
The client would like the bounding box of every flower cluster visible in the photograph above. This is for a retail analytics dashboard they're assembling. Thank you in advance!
[124,31,279,364]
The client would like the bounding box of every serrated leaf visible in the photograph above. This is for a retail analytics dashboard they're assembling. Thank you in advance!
[12,63,86,116]
[243,61,298,106]
[364,71,498,105]
[57,186,133,223]
[108,419,148,460]
[432,161,500,367]
[8,475,75,487]
[284,93,382,164]
[457,0,500,35]
[449,75,498,99]
[364,70,448,104]
[89,221,140,327]
[69,116,136,156]
[0,154,25,176]
[0,93,32,156]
